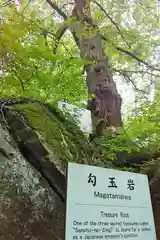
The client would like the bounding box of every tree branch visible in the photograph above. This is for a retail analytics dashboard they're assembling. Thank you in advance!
[46,0,160,75]
[21,0,31,13]
[0,0,12,8]
[52,23,68,54]
[45,0,67,19]
[46,29,74,57]
[102,35,160,72]
[46,0,80,48]
[12,70,25,92]
[113,68,160,77]
[116,46,160,72]
[116,70,148,97]
[93,0,131,49]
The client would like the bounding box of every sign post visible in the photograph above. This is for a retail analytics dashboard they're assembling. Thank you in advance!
[65,162,157,240]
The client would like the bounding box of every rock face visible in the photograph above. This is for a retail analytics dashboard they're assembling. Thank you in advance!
[0,124,65,239]
[0,100,159,240]
[0,101,93,240]
[150,179,160,240]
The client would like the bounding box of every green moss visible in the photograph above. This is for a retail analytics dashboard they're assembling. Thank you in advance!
[13,103,93,171]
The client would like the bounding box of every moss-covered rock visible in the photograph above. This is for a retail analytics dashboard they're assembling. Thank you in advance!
[7,102,95,173]
[0,123,65,240]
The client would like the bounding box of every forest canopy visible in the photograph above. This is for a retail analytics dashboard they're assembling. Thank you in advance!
[0,0,160,174]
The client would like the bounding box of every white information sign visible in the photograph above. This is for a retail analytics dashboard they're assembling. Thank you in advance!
[58,101,92,134]
[65,162,157,240]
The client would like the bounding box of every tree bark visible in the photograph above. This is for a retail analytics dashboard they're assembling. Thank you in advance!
[71,0,122,135]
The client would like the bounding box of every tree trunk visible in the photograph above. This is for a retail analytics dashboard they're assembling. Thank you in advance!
[71,0,122,135]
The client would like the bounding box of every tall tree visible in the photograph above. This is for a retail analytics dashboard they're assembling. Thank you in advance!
[0,0,160,136]
[46,0,122,136]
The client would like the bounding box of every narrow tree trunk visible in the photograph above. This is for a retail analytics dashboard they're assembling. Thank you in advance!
[71,0,122,135]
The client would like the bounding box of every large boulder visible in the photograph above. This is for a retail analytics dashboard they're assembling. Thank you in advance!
[0,100,94,239]
[0,123,65,239]
[0,99,159,239]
